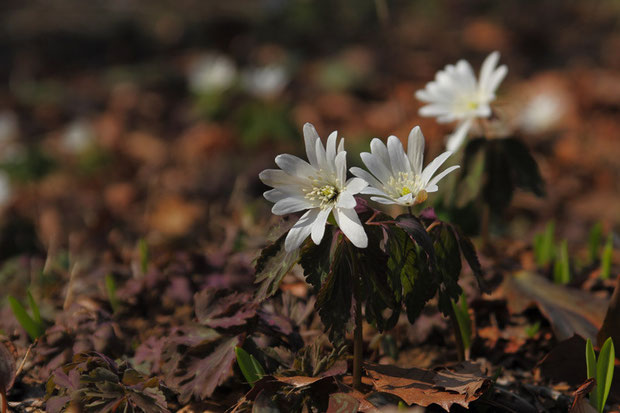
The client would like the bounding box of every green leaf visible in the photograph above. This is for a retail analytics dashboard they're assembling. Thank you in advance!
[586,338,598,408]
[394,214,435,262]
[453,226,487,292]
[601,234,613,281]
[535,221,555,267]
[589,222,603,264]
[596,337,615,413]
[8,296,44,340]
[235,346,264,387]
[27,290,41,325]
[254,232,301,301]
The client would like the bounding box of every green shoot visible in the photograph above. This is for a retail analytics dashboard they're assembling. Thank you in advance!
[524,321,541,339]
[27,290,42,325]
[588,222,603,264]
[235,346,265,387]
[600,234,613,281]
[586,337,615,413]
[553,240,570,284]
[138,238,149,275]
[105,273,120,314]
[451,293,472,359]
[8,295,45,340]
[534,220,555,267]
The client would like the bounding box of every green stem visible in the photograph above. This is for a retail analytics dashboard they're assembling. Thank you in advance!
[449,304,465,362]
[350,244,364,391]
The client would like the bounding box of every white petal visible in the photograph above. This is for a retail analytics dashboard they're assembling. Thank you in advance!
[421,151,453,186]
[334,151,347,185]
[488,65,507,96]
[360,152,392,184]
[479,51,500,94]
[275,154,316,179]
[311,207,331,245]
[337,191,357,208]
[407,126,425,175]
[272,196,312,215]
[446,118,473,152]
[395,193,414,205]
[387,135,411,174]
[362,186,390,197]
[426,165,460,192]
[419,104,454,120]
[350,166,383,191]
[326,131,338,166]
[337,138,344,153]
[369,138,391,170]
[259,169,306,188]
[285,209,319,252]
[344,177,367,195]
[333,207,367,248]
[263,189,287,202]
[370,196,396,205]
[303,123,320,168]
[315,137,328,172]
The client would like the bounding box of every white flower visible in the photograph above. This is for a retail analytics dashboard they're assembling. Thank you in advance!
[242,64,288,98]
[350,126,459,206]
[416,51,507,150]
[62,119,96,153]
[188,53,237,94]
[259,123,368,252]
[518,91,565,134]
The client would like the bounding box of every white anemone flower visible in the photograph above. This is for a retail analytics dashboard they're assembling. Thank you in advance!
[415,51,507,151]
[242,64,289,98]
[188,53,237,94]
[350,126,459,206]
[259,123,369,252]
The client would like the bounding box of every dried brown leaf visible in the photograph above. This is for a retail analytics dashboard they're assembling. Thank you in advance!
[364,362,490,410]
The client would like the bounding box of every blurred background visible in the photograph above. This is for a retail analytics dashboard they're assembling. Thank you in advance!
[0,0,619,269]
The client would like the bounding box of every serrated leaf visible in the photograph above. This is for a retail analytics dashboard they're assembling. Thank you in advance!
[195,289,257,329]
[395,214,435,262]
[453,226,487,292]
[254,232,301,301]
[429,223,463,316]
[315,241,352,345]
[386,224,437,324]
[299,227,333,294]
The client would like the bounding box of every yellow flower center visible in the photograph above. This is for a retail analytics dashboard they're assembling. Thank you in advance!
[304,183,339,209]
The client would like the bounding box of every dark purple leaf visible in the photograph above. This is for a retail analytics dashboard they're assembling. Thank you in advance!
[195,288,258,329]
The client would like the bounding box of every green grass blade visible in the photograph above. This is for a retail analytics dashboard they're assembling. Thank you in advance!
[586,338,598,409]
[589,222,603,264]
[105,273,120,314]
[451,295,471,352]
[27,290,41,325]
[138,238,149,275]
[601,234,613,281]
[235,346,263,386]
[596,338,615,413]
[8,296,44,340]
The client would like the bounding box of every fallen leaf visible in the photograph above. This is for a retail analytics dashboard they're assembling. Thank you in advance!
[502,271,607,341]
[326,393,359,413]
[597,273,620,348]
[194,289,257,329]
[569,378,597,413]
[0,341,16,413]
[538,335,587,387]
[364,362,490,410]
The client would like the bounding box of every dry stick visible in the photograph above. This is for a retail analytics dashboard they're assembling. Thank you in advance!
[15,340,36,378]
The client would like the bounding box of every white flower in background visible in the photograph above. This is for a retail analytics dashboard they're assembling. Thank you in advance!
[242,64,289,98]
[518,91,565,134]
[259,123,368,251]
[0,171,12,206]
[416,51,507,150]
[351,126,459,206]
[188,53,237,94]
[62,119,96,153]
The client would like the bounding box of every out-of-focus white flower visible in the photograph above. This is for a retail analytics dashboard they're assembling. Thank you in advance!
[416,51,507,150]
[0,171,12,206]
[351,126,459,206]
[242,64,288,98]
[188,53,237,94]
[518,91,565,134]
[259,123,368,251]
[62,119,96,153]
